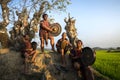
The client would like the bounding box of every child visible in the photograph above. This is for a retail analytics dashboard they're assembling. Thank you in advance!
[69,40,83,77]
[22,35,38,73]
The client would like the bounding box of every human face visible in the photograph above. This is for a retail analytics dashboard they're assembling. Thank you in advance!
[62,33,67,39]
[77,41,82,48]
[43,15,48,20]
[25,35,30,40]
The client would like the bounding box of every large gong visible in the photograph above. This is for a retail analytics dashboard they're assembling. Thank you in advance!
[50,23,62,37]
[81,47,96,66]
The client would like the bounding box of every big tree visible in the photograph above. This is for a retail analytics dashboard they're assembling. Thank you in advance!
[0,0,71,50]
[0,0,10,48]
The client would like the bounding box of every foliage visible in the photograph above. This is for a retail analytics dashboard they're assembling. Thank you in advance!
[93,50,120,80]
[0,0,71,48]
[6,0,71,22]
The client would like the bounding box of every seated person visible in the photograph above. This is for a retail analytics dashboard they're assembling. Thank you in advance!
[69,40,83,77]
[70,40,95,80]
[22,35,38,73]
[23,35,37,62]
[56,32,72,67]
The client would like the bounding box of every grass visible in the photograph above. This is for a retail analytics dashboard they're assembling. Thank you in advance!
[93,50,120,80]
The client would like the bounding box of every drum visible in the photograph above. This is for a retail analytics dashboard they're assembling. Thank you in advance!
[81,47,96,66]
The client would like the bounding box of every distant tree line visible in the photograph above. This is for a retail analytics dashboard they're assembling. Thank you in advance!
[93,47,120,53]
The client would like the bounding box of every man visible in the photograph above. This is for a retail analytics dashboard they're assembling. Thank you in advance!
[39,14,55,53]
[56,32,72,66]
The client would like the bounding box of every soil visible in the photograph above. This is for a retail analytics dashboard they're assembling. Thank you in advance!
[0,49,112,80]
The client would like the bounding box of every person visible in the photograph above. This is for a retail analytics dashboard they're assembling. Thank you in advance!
[70,40,94,80]
[56,32,72,67]
[69,40,83,78]
[39,14,55,53]
[22,35,38,73]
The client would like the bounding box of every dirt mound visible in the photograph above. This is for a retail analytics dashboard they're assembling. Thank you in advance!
[0,50,23,80]
[0,50,76,80]
[0,49,111,80]
[0,48,9,54]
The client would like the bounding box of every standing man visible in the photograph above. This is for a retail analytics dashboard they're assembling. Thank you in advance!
[39,14,55,53]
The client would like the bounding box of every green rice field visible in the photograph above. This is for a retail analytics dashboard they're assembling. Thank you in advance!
[93,50,120,80]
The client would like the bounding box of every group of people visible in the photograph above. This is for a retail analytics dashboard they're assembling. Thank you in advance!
[56,33,85,78]
[21,13,94,80]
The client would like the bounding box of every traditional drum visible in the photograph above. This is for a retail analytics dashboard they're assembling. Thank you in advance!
[81,47,96,66]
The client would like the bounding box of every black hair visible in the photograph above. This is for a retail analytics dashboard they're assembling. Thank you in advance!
[62,32,66,36]
[42,13,48,18]
[76,40,83,45]
[31,41,37,50]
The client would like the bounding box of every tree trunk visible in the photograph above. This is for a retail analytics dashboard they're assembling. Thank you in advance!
[0,0,10,48]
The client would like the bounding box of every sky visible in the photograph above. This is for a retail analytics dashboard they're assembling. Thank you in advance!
[48,0,120,48]
[0,0,120,48]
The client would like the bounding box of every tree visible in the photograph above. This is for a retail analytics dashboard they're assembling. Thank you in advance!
[0,0,71,49]
[116,47,120,50]
[64,13,78,48]
[0,0,10,48]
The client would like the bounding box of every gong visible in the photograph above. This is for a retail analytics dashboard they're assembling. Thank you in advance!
[81,47,96,66]
[50,23,62,37]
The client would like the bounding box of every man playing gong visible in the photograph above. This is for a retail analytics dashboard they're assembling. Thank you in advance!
[39,14,55,53]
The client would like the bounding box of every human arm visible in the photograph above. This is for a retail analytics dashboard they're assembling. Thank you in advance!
[70,49,81,59]
[29,50,36,56]
[72,55,80,59]
[40,21,52,32]
[56,39,61,48]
